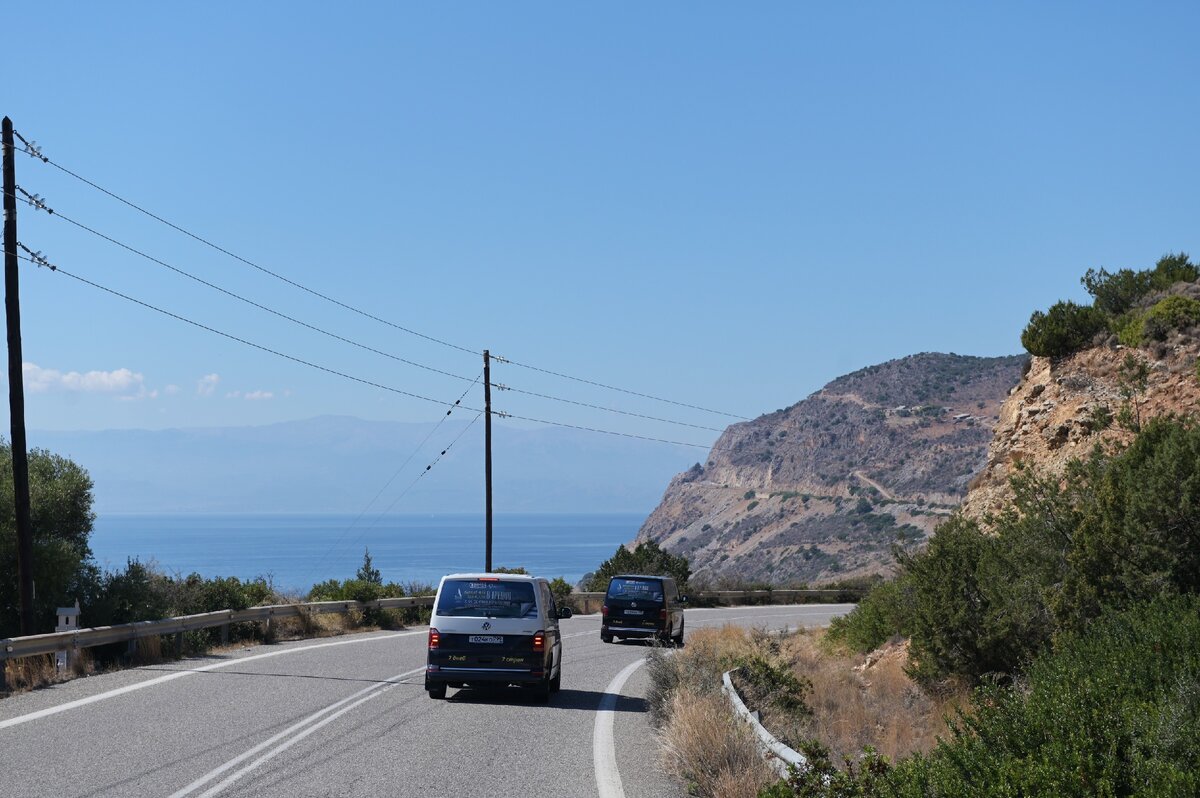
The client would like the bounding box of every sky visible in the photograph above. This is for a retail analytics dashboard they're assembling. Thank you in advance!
[5,2,1199,452]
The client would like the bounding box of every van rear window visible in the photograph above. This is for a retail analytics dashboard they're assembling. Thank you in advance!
[606,578,665,602]
[436,579,538,618]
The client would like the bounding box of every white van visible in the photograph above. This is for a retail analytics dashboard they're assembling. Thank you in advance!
[425,573,571,701]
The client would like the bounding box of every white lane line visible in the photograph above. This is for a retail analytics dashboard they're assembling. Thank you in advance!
[0,630,425,731]
[593,658,646,798]
[170,665,425,798]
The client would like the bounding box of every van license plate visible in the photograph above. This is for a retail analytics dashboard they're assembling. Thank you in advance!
[624,610,644,616]
[469,635,503,644]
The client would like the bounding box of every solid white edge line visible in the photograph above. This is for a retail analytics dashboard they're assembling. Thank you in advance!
[0,630,426,731]
[593,658,646,798]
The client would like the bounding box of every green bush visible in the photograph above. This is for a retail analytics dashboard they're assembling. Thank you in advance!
[885,595,1200,796]
[826,575,913,653]
[1020,300,1108,356]
[1141,294,1200,341]
[766,596,1200,797]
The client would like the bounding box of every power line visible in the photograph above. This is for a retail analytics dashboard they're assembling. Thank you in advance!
[17,252,728,451]
[31,197,479,384]
[298,376,481,590]
[15,131,750,420]
[14,187,731,433]
[498,357,749,420]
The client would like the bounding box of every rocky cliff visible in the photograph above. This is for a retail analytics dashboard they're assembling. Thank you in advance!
[962,341,1200,523]
[636,353,1027,585]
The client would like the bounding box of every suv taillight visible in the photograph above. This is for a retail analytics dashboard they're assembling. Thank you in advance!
[428,628,440,650]
[532,631,545,653]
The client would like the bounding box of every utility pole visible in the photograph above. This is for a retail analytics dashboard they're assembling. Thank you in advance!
[483,350,493,572]
[3,117,35,636]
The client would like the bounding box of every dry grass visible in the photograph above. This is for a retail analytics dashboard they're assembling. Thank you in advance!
[660,686,776,798]
[777,630,964,764]
[3,650,96,695]
[652,624,967,791]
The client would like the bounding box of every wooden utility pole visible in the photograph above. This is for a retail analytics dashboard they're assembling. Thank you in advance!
[483,349,493,572]
[3,117,35,635]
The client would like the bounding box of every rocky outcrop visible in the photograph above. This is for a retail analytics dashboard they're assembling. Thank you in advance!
[961,341,1200,522]
[637,353,1027,585]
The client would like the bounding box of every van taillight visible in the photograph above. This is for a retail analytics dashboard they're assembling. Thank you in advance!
[428,628,440,650]
[532,631,545,653]
[659,609,668,621]
[601,605,608,616]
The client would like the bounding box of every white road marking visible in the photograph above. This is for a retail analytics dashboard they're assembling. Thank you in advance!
[169,665,424,798]
[0,630,425,731]
[593,658,646,798]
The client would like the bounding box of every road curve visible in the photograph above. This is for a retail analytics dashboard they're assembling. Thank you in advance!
[0,603,852,798]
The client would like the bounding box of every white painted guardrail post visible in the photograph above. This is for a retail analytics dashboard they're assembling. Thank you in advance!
[55,601,80,672]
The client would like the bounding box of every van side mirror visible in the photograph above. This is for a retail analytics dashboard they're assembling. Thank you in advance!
[679,595,689,604]
[558,606,573,619]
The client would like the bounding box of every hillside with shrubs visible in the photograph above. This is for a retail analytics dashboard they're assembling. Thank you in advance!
[636,352,1025,586]
[681,253,1200,797]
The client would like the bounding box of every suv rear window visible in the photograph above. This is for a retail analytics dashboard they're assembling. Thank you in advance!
[606,577,665,603]
[436,579,538,618]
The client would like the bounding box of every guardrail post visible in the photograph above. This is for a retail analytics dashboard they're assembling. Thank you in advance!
[1,659,8,692]
[126,638,137,662]
[174,631,184,657]
[220,623,229,645]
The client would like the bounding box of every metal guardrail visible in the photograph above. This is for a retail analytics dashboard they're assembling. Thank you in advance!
[0,596,434,667]
[723,668,807,777]
[1,588,859,691]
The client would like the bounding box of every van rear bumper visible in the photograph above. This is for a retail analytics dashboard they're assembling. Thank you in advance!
[425,664,545,687]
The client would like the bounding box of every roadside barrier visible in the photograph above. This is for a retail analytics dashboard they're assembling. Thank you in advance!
[1,588,860,692]
[722,667,806,778]
[0,596,433,692]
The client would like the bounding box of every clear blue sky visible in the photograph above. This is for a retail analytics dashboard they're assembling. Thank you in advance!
[7,2,1199,447]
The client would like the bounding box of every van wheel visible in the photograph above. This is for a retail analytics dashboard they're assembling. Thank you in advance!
[427,683,447,700]
[550,666,562,693]
[673,621,685,647]
[601,632,612,644]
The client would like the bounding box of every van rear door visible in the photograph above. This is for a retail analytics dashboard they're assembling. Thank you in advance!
[605,577,666,632]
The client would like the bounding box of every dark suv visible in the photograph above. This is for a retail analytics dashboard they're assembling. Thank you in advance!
[600,574,685,645]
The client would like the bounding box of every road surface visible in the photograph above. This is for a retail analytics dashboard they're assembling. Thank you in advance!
[1,603,852,798]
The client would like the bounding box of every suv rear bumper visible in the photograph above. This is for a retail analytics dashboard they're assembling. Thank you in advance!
[602,623,667,639]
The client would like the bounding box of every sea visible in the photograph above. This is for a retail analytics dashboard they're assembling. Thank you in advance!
[89,513,643,594]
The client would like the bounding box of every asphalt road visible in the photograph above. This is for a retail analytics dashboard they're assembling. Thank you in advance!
[0,604,852,798]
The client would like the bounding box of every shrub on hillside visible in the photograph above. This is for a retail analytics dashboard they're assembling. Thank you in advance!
[1142,294,1200,340]
[1019,300,1108,356]
[762,595,1200,797]
[831,416,1200,685]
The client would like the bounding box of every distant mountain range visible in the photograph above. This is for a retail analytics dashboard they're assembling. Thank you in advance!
[29,415,699,515]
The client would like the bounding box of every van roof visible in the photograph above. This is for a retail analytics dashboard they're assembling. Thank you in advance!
[610,574,673,581]
[439,572,541,582]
